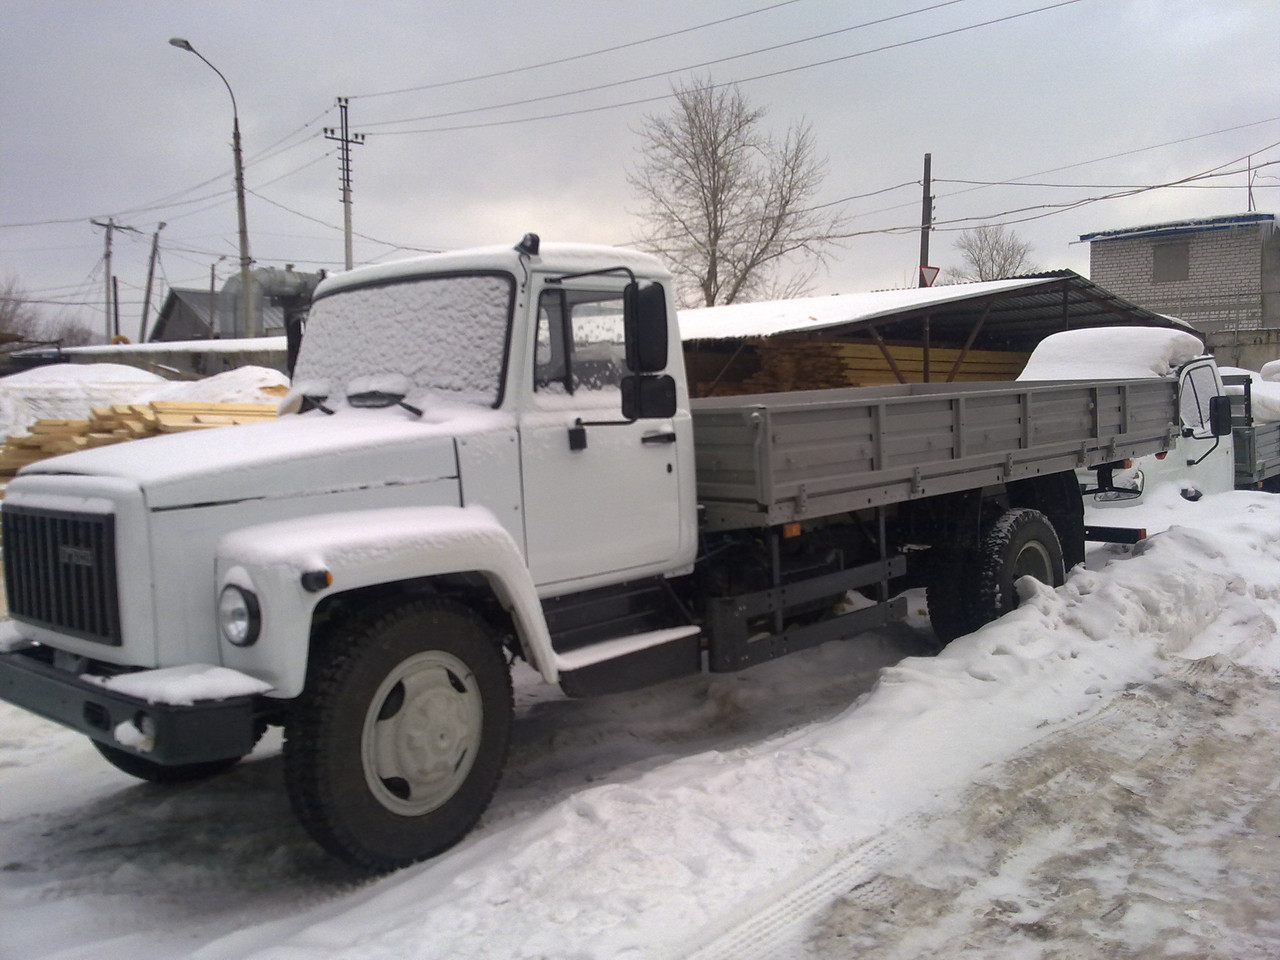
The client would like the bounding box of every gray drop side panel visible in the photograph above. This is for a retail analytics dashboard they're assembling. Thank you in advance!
[692,379,1177,530]
[1234,423,1280,485]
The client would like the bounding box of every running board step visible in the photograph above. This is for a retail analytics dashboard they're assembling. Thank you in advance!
[556,626,702,698]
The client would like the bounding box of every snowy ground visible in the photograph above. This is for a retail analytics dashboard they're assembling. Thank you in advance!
[3,485,1280,959]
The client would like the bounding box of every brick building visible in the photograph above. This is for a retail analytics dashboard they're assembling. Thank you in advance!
[1081,212,1280,367]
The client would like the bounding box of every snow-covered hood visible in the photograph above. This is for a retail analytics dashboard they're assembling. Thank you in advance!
[18,407,510,510]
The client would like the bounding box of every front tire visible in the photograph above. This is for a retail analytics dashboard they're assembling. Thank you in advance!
[284,597,512,872]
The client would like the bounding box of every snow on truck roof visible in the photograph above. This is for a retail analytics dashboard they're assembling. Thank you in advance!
[1018,327,1207,381]
[315,242,669,298]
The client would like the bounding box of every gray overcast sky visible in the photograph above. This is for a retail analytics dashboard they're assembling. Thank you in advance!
[3,0,1278,339]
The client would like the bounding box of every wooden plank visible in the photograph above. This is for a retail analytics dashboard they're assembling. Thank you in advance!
[1,399,280,471]
[29,420,92,435]
[151,401,277,416]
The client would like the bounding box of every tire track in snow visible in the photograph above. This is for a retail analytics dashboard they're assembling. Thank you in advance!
[678,657,1276,960]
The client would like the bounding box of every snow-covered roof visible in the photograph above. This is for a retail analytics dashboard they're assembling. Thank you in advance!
[679,271,1189,351]
[55,335,288,356]
[680,277,1048,340]
[1080,212,1276,244]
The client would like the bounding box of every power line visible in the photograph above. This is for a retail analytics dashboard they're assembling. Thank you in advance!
[812,120,1280,230]
[0,119,331,231]
[366,0,1084,136]
[360,0,975,129]
[244,188,441,254]
[825,147,1280,241]
[936,116,1280,200]
[635,144,1280,248]
[347,0,813,100]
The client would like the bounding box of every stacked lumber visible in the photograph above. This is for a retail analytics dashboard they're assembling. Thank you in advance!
[725,339,1030,395]
[0,401,278,476]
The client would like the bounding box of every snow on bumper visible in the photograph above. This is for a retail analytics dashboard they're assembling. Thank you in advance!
[0,648,269,765]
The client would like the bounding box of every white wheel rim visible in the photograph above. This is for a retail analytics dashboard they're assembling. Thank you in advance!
[1013,539,1054,583]
[361,650,484,816]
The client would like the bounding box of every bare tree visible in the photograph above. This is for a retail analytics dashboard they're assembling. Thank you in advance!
[0,277,96,351]
[948,224,1039,282]
[629,79,845,307]
[0,277,45,345]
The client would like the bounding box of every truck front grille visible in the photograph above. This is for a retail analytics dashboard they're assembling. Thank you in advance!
[3,504,122,646]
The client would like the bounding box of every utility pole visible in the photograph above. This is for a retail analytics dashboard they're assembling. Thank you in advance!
[139,222,166,343]
[91,217,116,342]
[918,153,933,288]
[325,98,366,271]
[92,218,143,342]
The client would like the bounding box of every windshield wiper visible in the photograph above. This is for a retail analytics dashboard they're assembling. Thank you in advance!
[300,395,335,415]
[347,390,424,418]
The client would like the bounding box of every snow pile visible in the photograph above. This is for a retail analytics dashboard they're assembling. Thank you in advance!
[1218,365,1280,423]
[0,362,166,437]
[1261,358,1280,382]
[1018,327,1205,381]
[140,366,289,406]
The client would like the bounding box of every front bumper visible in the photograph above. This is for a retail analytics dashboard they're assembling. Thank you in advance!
[0,648,261,765]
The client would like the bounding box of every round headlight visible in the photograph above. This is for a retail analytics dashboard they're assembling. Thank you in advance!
[218,585,261,647]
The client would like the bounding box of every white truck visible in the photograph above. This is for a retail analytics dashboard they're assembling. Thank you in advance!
[0,236,1221,872]
[1019,326,1279,506]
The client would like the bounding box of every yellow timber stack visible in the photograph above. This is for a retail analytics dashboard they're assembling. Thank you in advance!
[0,401,279,478]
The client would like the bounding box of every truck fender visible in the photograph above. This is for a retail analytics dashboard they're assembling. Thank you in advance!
[214,505,556,698]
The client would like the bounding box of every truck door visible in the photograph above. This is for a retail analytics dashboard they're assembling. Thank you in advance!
[1175,358,1235,495]
[518,284,686,587]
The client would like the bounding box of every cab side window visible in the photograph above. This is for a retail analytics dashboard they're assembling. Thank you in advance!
[1180,363,1219,432]
[534,288,626,400]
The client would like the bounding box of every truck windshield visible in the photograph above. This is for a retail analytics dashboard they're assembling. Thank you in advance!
[294,272,515,408]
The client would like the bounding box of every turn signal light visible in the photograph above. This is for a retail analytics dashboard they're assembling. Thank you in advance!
[300,569,333,592]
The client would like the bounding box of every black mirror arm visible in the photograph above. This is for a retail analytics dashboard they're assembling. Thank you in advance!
[1186,434,1221,467]
[567,415,638,452]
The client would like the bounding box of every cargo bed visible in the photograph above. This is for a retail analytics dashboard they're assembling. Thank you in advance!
[1222,374,1280,488]
[691,378,1178,530]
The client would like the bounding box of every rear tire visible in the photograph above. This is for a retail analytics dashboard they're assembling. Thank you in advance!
[284,597,512,873]
[971,507,1065,627]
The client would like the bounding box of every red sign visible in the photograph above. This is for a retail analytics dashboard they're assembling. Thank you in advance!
[919,265,940,287]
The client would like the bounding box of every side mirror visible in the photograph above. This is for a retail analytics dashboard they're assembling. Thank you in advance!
[1208,394,1232,437]
[623,281,669,373]
[621,374,677,420]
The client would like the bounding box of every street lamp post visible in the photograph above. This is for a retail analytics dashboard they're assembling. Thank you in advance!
[169,37,255,338]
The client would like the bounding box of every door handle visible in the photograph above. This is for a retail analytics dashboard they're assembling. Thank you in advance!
[641,431,678,445]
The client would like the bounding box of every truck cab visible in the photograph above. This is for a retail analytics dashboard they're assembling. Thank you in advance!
[1,237,700,868]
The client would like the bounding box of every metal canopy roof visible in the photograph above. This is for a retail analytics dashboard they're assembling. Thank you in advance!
[679,270,1192,354]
